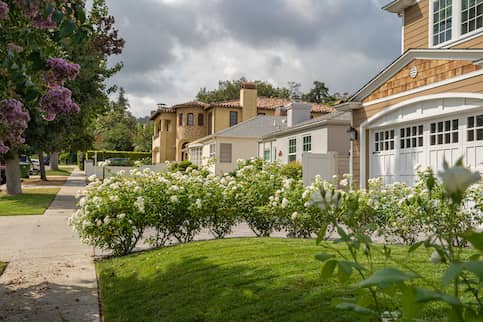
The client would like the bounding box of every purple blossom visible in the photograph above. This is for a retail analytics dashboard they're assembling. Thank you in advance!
[12,0,57,29]
[0,1,8,20]
[45,57,80,86]
[0,99,30,154]
[7,43,24,53]
[39,86,80,121]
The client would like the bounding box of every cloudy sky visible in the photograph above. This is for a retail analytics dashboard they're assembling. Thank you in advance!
[104,0,402,117]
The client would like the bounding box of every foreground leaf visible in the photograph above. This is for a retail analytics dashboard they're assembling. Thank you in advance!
[356,268,418,288]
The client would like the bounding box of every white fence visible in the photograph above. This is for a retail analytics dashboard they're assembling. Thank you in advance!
[302,152,349,186]
[84,161,167,179]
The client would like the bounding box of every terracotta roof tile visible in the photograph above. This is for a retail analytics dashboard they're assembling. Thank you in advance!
[207,97,335,113]
[172,101,209,109]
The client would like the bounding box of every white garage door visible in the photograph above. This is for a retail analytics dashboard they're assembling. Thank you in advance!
[370,112,483,186]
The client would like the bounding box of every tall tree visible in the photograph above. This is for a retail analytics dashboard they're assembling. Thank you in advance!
[94,88,137,151]
[302,81,336,104]
[196,78,290,103]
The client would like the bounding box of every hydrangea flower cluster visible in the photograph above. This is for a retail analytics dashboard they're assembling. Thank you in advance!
[45,57,80,86]
[0,1,9,20]
[0,99,30,153]
[39,86,80,121]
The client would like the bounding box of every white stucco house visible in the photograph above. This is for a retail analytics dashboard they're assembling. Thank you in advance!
[187,115,287,175]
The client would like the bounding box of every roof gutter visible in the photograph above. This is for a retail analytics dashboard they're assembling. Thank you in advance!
[261,118,349,140]
[382,0,417,14]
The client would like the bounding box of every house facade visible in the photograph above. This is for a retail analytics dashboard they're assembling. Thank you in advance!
[150,83,334,164]
[258,110,350,165]
[340,0,483,188]
[188,115,287,175]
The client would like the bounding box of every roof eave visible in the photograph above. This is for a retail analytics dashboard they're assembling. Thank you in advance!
[334,102,363,111]
[382,0,417,14]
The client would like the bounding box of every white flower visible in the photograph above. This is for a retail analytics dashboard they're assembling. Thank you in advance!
[135,196,145,213]
[304,202,310,207]
[79,197,87,207]
[439,162,481,195]
[118,170,126,176]
[339,179,348,187]
[170,185,179,191]
[170,195,179,203]
[104,216,111,224]
[291,212,298,220]
[118,213,126,219]
[88,175,97,182]
[195,198,202,209]
[281,198,289,209]
[96,219,102,226]
[109,195,119,202]
[430,251,441,264]
[134,186,142,193]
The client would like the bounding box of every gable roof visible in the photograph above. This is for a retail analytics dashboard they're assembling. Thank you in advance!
[190,115,288,145]
[261,111,350,140]
[349,48,483,103]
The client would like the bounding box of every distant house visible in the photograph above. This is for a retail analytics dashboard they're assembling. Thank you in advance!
[188,115,287,175]
[149,83,334,164]
[337,0,483,188]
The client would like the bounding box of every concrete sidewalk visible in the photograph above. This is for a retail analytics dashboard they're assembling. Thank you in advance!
[0,170,99,322]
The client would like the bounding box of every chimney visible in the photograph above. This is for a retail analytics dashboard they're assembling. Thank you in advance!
[240,82,257,121]
[287,102,312,127]
[274,106,287,116]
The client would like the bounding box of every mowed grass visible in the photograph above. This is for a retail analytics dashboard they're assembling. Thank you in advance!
[0,188,60,216]
[97,238,454,322]
[46,166,74,176]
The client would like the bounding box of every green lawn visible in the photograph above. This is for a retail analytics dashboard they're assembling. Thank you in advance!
[46,166,74,176]
[0,188,60,216]
[97,238,453,322]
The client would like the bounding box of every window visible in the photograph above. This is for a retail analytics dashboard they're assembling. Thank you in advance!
[187,113,194,126]
[220,143,232,163]
[374,130,395,152]
[288,138,296,162]
[229,111,238,127]
[209,143,216,158]
[208,112,213,134]
[198,113,204,126]
[178,113,183,126]
[461,0,483,35]
[164,120,171,132]
[400,125,424,149]
[264,149,270,161]
[430,119,459,145]
[303,135,312,152]
[432,0,453,46]
[467,114,483,141]
[189,147,203,167]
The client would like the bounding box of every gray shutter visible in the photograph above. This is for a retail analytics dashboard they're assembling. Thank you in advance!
[219,143,232,163]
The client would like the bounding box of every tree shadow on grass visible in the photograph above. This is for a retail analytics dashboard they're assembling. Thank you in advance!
[0,280,99,322]
[98,256,359,322]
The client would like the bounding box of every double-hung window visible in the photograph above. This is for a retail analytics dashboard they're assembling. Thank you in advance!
[264,149,270,161]
[303,135,312,152]
[431,0,483,46]
[187,113,194,126]
[229,111,238,127]
[209,143,216,159]
[288,138,297,162]
[178,113,183,126]
[198,113,204,126]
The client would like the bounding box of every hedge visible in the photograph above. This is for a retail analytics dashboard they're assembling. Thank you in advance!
[85,150,151,161]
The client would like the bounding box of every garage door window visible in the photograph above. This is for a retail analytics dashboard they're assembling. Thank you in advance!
[400,125,423,149]
[430,119,458,145]
[374,130,394,152]
[467,114,483,141]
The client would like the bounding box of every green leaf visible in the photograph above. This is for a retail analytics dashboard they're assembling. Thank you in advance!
[462,231,483,252]
[401,287,417,321]
[60,20,77,37]
[442,263,464,286]
[336,303,376,316]
[321,260,337,279]
[414,288,461,306]
[315,253,334,263]
[316,224,328,245]
[465,261,483,280]
[52,10,64,24]
[469,253,480,261]
[356,268,418,288]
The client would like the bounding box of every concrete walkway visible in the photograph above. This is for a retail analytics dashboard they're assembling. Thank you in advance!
[0,170,99,322]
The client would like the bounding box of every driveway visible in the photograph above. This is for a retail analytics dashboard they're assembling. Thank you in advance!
[0,170,99,322]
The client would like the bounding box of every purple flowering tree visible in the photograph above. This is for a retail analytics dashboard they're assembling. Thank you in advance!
[0,1,87,194]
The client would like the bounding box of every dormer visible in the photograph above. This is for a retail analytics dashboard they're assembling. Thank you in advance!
[384,0,483,52]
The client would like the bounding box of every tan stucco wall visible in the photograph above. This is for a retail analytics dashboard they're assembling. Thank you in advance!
[241,88,257,121]
[212,107,242,133]
[176,107,207,161]
[152,112,176,163]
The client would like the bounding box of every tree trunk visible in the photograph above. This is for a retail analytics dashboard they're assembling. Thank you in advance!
[6,154,22,195]
[50,152,59,171]
[39,152,47,181]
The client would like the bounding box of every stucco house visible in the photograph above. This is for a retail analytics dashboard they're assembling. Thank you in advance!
[149,83,334,164]
[188,115,287,175]
[338,0,483,188]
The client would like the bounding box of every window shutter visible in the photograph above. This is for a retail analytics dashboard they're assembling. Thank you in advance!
[219,143,232,163]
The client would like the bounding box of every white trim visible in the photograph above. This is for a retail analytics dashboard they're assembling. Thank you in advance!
[401,12,405,54]
[351,49,483,102]
[349,112,354,185]
[358,93,483,188]
[363,68,483,107]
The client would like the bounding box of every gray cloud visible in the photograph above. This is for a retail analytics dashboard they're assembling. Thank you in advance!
[104,0,401,117]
